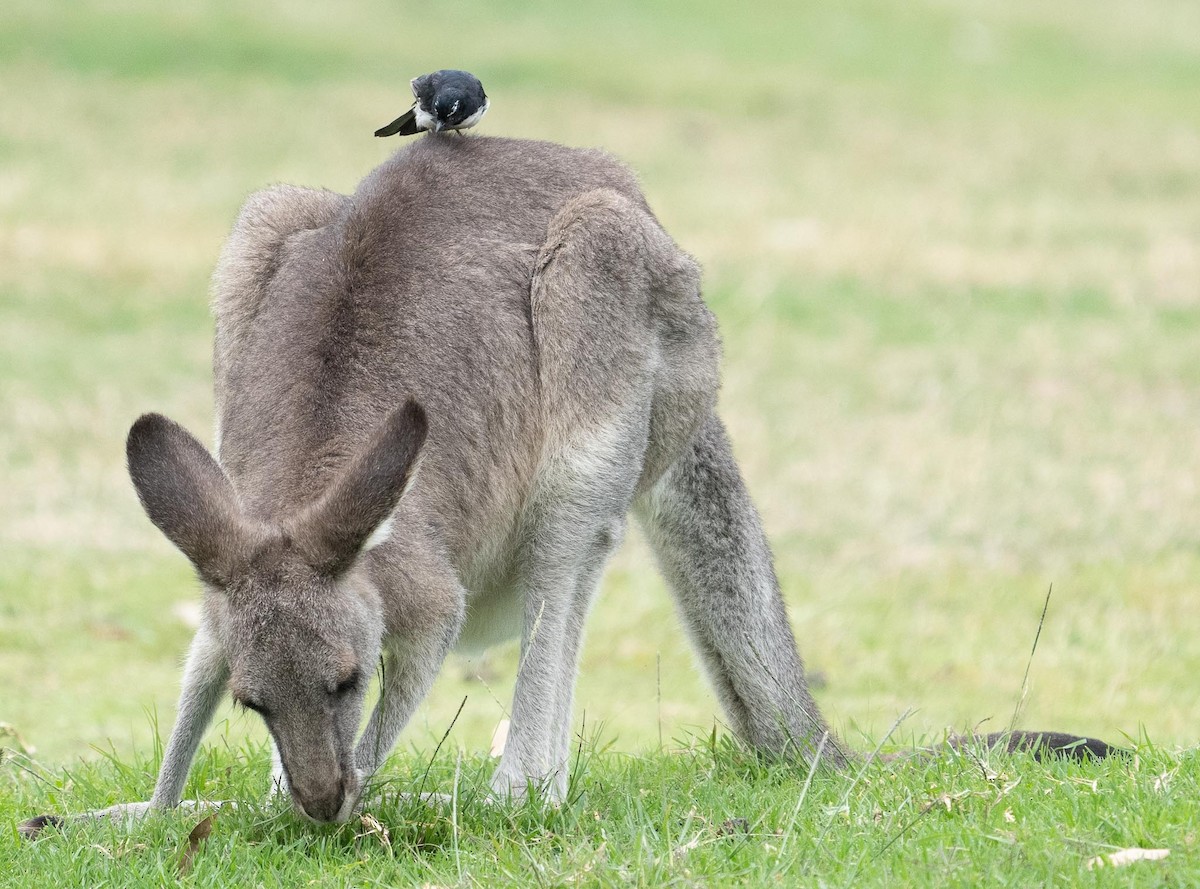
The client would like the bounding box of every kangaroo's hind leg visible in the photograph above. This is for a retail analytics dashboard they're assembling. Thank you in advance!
[636,414,849,768]
[491,187,689,804]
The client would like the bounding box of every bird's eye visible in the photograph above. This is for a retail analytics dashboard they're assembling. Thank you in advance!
[332,671,361,696]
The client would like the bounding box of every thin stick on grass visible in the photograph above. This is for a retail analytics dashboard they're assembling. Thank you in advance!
[567,710,588,808]
[451,749,462,884]
[856,801,935,876]
[776,730,829,860]
[2,751,59,790]
[813,707,914,850]
[1009,584,1053,734]
[413,696,466,807]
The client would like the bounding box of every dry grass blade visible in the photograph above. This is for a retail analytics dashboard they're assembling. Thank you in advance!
[356,813,392,853]
[1009,584,1054,733]
[0,723,38,756]
[177,813,215,877]
[1086,848,1170,870]
[413,696,467,805]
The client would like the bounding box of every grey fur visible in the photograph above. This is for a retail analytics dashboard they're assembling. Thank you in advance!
[131,134,838,821]
[18,135,1116,838]
[18,136,825,830]
[636,416,850,768]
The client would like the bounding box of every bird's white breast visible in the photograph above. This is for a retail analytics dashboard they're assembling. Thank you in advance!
[413,105,437,132]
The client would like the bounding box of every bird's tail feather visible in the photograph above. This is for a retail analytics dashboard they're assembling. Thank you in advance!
[374,108,421,137]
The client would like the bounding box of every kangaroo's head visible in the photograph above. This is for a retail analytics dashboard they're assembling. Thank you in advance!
[125,402,428,822]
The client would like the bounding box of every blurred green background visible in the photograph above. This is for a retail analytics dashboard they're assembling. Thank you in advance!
[2,0,1199,767]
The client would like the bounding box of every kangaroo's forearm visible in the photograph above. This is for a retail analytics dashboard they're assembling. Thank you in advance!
[150,626,228,807]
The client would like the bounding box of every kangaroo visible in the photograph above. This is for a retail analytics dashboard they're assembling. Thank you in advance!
[21,136,1111,835]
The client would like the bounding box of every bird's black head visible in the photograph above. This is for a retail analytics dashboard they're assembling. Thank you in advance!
[424,70,486,131]
[433,88,473,127]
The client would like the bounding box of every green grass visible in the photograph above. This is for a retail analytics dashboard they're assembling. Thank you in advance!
[3,0,1200,882]
[4,732,1198,887]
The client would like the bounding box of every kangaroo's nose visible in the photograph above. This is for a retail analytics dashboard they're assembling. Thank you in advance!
[294,781,346,823]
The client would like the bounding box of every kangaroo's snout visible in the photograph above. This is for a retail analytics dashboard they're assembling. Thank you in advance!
[292,774,350,823]
[289,758,362,823]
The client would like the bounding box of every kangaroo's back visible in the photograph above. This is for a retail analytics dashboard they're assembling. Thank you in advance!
[211,137,656,562]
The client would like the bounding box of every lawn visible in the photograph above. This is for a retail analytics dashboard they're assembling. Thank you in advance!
[2,0,1198,884]
[4,735,1198,887]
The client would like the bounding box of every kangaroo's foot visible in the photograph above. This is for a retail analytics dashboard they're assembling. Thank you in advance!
[19,799,234,840]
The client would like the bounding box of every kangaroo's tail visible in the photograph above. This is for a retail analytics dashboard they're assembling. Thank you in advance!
[635,412,1122,768]
[972,730,1120,760]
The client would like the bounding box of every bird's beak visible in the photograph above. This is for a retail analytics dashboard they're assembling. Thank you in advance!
[433,121,444,133]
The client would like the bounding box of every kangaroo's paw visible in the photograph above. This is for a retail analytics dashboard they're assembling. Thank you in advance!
[486,764,568,808]
[19,799,234,839]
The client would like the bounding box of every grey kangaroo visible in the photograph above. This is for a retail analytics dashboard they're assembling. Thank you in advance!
[23,136,1111,834]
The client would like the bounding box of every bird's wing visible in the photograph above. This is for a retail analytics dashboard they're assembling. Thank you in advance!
[410,73,436,103]
[374,106,421,137]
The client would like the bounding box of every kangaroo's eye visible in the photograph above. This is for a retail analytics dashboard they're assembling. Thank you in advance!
[332,671,361,696]
[240,698,270,717]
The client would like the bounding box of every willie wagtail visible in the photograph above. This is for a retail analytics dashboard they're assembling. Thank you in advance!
[374,69,489,137]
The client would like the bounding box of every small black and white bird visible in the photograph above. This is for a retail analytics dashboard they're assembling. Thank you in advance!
[374,69,489,138]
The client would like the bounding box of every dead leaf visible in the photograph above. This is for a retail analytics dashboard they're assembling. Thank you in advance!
[356,813,392,851]
[1086,848,1170,870]
[671,833,703,859]
[921,791,966,814]
[177,814,215,877]
[998,777,1022,796]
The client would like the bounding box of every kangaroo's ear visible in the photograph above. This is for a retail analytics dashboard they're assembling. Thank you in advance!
[292,400,428,575]
[127,413,246,585]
